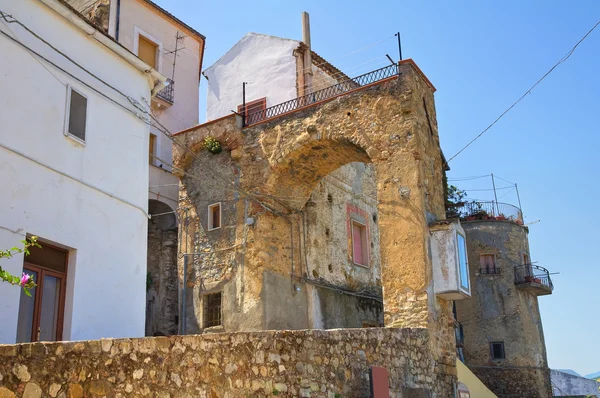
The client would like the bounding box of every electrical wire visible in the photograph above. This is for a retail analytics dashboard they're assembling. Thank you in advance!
[448,174,490,181]
[446,18,600,165]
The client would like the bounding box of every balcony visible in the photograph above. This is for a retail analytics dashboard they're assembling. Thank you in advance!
[155,78,174,105]
[514,264,554,296]
[479,267,501,275]
[447,201,523,225]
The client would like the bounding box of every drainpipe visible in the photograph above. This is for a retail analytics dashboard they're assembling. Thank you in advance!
[301,11,313,96]
[115,0,121,41]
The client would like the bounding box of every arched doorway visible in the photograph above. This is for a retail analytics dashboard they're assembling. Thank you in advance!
[146,199,178,336]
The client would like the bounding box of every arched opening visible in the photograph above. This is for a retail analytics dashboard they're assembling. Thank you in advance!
[266,139,371,211]
[146,199,178,336]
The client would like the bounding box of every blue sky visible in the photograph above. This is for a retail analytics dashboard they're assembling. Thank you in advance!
[155,0,600,375]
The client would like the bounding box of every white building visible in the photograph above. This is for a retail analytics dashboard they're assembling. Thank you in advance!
[63,0,206,336]
[0,0,166,343]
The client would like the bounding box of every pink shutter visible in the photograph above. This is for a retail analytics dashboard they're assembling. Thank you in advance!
[353,223,363,265]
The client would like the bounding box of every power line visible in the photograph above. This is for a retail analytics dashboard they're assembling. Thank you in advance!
[446,18,600,165]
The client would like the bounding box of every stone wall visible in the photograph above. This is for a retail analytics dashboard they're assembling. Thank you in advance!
[455,221,552,397]
[551,369,600,397]
[470,366,551,398]
[146,215,178,337]
[0,328,456,397]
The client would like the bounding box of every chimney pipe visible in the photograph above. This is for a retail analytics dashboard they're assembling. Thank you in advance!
[301,11,313,95]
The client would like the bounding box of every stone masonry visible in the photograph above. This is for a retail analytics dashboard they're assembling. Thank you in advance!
[0,328,455,397]
[173,59,456,377]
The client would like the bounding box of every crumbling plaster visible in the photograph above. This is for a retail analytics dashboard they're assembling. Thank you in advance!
[174,61,454,360]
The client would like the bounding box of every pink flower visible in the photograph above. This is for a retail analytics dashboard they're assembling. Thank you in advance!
[20,273,31,286]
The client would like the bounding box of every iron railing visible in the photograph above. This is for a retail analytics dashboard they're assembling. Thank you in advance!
[480,267,502,275]
[514,264,553,291]
[245,64,400,126]
[157,78,174,104]
[447,201,523,225]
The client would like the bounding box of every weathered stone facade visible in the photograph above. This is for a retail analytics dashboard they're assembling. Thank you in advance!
[455,220,552,397]
[0,328,455,397]
[174,60,456,367]
[146,200,179,337]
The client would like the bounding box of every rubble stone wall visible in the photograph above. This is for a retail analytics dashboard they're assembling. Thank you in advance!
[0,328,456,397]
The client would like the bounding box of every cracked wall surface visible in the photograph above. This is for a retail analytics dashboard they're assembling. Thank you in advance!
[174,61,455,368]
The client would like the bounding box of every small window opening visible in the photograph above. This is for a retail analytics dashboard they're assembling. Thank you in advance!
[149,134,157,165]
[351,220,369,266]
[208,203,221,230]
[65,87,87,142]
[522,253,530,265]
[203,292,222,328]
[138,35,158,69]
[490,342,505,360]
[327,194,333,203]
[479,254,498,274]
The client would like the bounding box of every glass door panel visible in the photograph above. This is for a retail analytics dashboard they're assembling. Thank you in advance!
[38,275,61,341]
[16,270,38,343]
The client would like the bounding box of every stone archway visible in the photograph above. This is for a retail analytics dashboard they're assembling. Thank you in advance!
[146,199,178,336]
[174,60,453,358]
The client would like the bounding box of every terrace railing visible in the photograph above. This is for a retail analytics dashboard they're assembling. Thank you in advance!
[447,201,523,225]
[157,78,174,104]
[514,264,554,291]
[244,64,400,126]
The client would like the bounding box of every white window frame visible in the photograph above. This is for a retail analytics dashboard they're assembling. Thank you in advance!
[351,219,369,267]
[63,85,88,145]
[208,202,222,231]
[456,232,470,293]
[133,26,163,73]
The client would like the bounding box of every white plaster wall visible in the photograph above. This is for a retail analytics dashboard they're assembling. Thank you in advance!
[431,222,471,299]
[115,0,202,206]
[0,0,151,342]
[551,370,600,397]
[204,33,300,120]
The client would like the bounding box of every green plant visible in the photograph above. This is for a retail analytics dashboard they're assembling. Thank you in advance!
[272,389,280,396]
[0,237,40,296]
[334,394,343,398]
[204,136,222,154]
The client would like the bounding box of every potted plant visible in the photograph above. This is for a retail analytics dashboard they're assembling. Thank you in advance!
[524,275,534,283]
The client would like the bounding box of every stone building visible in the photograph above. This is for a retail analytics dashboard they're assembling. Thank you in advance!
[198,25,384,331]
[65,0,207,336]
[172,51,476,393]
[454,203,555,397]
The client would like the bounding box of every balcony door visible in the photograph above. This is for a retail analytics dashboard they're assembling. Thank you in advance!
[16,244,67,343]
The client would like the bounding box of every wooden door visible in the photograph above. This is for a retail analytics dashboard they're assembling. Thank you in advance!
[16,244,67,343]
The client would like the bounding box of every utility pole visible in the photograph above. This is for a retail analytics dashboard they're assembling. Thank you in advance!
[515,183,524,221]
[242,82,247,127]
[491,173,500,215]
[395,32,403,61]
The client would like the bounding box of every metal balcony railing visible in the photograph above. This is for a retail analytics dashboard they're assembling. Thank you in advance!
[244,63,400,126]
[514,264,554,291]
[447,201,523,225]
[157,78,174,104]
[479,267,501,275]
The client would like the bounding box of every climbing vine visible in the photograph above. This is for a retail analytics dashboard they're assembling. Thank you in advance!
[0,236,40,296]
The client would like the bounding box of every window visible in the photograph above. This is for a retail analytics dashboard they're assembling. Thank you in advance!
[208,203,221,230]
[149,134,157,165]
[203,292,222,328]
[479,254,498,274]
[237,98,267,121]
[457,233,470,291]
[138,35,158,69]
[490,342,505,360]
[16,242,68,343]
[522,252,530,265]
[65,86,87,142]
[351,220,369,266]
